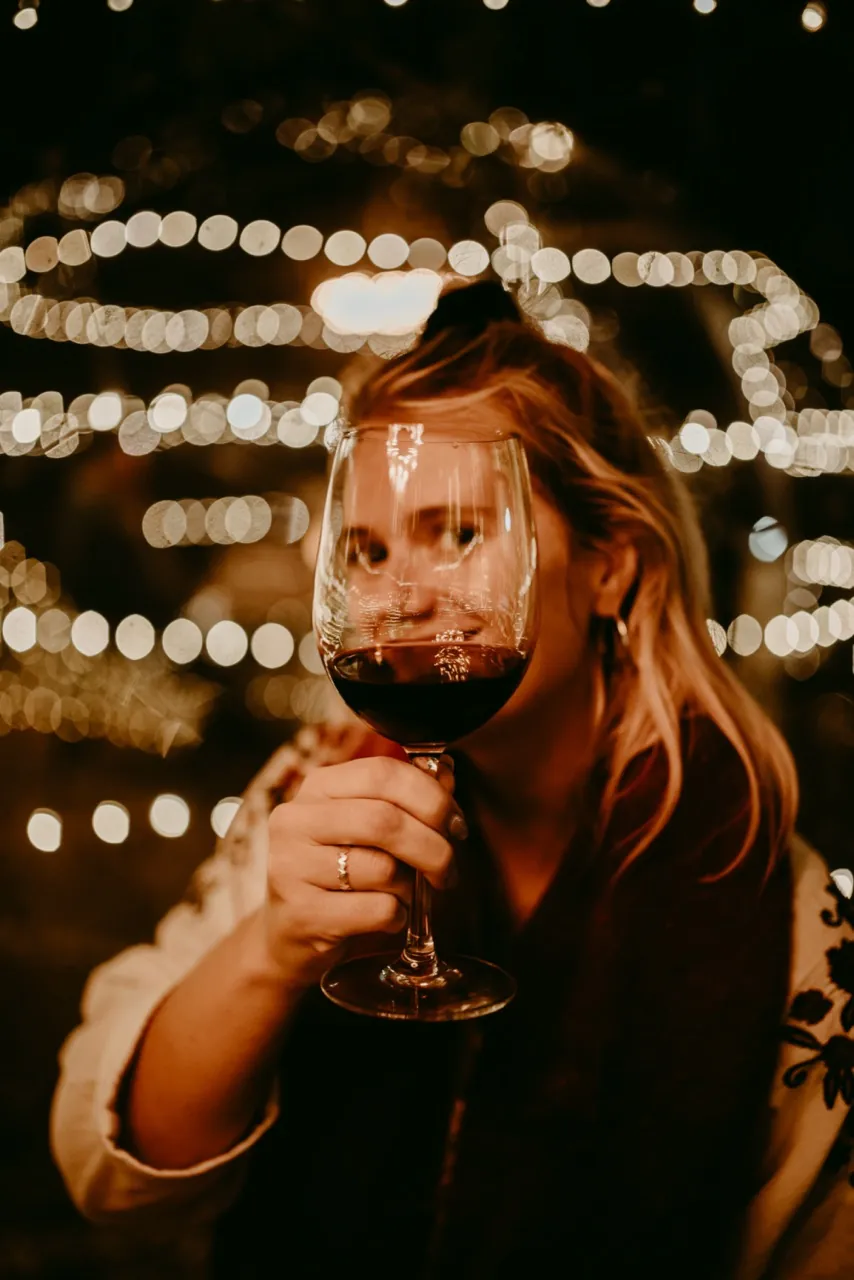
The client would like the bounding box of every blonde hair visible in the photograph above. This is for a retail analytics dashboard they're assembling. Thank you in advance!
[344,296,799,888]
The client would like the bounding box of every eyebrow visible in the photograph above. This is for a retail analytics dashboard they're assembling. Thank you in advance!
[347,507,485,541]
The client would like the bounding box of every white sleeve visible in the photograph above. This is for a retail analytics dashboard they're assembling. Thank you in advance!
[48,836,277,1230]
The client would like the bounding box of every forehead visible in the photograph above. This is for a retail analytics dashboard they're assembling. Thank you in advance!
[342,428,509,524]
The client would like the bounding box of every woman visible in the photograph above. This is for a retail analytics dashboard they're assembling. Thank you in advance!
[50,281,854,1279]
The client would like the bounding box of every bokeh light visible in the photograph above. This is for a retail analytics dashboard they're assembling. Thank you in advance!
[749,517,789,563]
[298,633,325,674]
[27,810,61,852]
[801,2,825,29]
[324,230,367,267]
[115,614,155,660]
[211,797,242,838]
[149,794,190,838]
[282,225,323,260]
[251,622,295,669]
[92,802,130,844]
[206,620,249,667]
[3,606,37,652]
[162,618,203,664]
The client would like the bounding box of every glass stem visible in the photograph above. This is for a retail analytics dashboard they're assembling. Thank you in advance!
[401,751,443,979]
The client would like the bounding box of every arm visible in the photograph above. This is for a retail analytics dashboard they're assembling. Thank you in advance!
[49,740,317,1228]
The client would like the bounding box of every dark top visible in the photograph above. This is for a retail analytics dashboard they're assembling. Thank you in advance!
[211,714,793,1280]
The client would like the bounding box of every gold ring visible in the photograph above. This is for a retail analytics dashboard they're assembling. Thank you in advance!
[337,848,352,892]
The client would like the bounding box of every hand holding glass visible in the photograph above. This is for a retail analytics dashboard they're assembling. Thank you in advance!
[313,422,538,1021]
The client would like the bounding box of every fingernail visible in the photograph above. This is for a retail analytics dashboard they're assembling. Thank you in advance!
[449,813,468,841]
[440,753,455,772]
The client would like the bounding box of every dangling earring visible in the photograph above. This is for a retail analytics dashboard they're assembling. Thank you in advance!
[613,614,630,650]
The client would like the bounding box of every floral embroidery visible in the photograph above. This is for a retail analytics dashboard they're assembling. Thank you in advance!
[788,989,833,1025]
[827,939,854,1032]
[781,1026,854,1108]
[819,878,854,930]
[781,878,854,1111]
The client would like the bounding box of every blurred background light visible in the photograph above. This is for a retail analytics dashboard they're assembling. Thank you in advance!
[749,517,789,563]
[802,2,826,31]
[149,794,190,838]
[162,618,203,664]
[205,620,249,667]
[92,801,130,844]
[27,810,61,852]
[211,796,242,838]
[115,615,156,660]
[250,622,295,668]
[70,611,109,656]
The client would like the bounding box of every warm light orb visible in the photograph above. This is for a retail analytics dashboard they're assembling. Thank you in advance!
[93,802,130,844]
[301,392,339,427]
[88,393,123,431]
[160,211,197,248]
[27,810,61,853]
[251,622,295,669]
[282,225,323,260]
[239,220,281,257]
[448,240,489,277]
[115,614,155,660]
[71,611,110,656]
[368,233,409,269]
[298,633,325,675]
[693,0,717,11]
[150,794,190,839]
[484,0,509,8]
[206,620,249,667]
[108,0,134,10]
[162,618,203,664]
[211,797,242,839]
[2,606,37,652]
[126,211,162,248]
[13,8,38,28]
[324,230,367,267]
[802,3,826,31]
[749,517,788,563]
[11,409,41,445]
[198,214,238,252]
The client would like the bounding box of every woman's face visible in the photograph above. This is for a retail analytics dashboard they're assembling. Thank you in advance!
[333,422,636,735]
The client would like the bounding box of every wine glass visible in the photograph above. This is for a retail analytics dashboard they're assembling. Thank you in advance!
[313,420,539,1021]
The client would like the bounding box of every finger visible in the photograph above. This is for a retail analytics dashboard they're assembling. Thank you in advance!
[247,742,306,800]
[288,799,455,891]
[308,886,408,940]
[298,755,463,838]
[302,845,413,904]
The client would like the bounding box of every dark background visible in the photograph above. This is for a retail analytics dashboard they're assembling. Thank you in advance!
[1,0,853,1274]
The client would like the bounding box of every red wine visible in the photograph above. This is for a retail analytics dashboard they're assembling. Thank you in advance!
[329,642,528,747]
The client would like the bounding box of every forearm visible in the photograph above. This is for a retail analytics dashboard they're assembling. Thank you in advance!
[123,907,309,1171]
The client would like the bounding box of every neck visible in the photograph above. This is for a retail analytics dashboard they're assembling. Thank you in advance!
[455,661,604,838]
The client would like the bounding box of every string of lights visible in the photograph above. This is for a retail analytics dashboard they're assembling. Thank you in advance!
[25,792,238,854]
[0,378,342,458]
[10,1,831,33]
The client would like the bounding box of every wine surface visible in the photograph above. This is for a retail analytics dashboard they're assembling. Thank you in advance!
[329,642,527,747]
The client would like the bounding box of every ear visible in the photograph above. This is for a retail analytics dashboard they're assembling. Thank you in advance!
[588,538,639,620]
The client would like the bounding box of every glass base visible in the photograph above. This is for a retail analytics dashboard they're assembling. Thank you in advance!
[320,952,517,1022]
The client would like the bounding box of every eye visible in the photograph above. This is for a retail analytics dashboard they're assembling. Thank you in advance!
[438,524,479,552]
[347,540,388,568]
